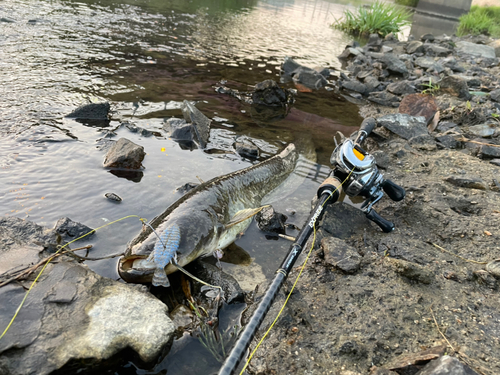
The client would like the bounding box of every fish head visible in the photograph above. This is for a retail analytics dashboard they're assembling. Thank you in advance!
[118,209,219,284]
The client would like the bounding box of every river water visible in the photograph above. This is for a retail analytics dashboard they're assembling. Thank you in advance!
[1,0,388,373]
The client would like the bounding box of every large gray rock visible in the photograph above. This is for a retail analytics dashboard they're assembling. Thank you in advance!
[0,217,175,375]
[103,138,145,169]
[456,41,496,58]
[377,114,429,140]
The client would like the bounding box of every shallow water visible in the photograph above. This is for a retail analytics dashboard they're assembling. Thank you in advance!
[1,0,372,373]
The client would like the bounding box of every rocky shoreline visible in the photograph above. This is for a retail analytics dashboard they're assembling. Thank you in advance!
[245,33,500,375]
[2,31,500,375]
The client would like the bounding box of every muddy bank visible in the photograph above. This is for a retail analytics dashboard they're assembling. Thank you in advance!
[242,34,500,375]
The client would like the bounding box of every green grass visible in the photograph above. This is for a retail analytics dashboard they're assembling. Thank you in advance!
[394,0,419,7]
[457,5,500,38]
[332,1,412,38]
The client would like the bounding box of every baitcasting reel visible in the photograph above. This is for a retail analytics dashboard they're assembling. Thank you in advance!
[327,118,405,232]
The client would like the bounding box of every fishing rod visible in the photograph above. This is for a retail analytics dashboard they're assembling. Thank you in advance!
[218,118,405,375]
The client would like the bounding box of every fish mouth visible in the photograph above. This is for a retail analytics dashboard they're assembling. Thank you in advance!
[118,254,155,283]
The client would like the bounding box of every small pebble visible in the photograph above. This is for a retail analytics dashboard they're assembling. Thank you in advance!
[105,192,122,202]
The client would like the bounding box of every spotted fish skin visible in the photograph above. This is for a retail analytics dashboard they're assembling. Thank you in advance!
[147,225,181,287]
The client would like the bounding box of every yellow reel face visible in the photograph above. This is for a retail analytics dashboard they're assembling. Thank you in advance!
[353,147,365,161]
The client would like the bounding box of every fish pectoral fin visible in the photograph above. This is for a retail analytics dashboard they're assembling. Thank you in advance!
[225,205,270,229]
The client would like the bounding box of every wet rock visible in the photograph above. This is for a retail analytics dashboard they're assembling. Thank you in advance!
[165,117,194,142]
[387,258,433,284]
[104,192,122,202]
[190,261,244,304]
[399,94,438,125]
[368,91,400,107]
[103,138,145,170]
[53,217,94,241]
[406,41,424,54]
[416,355,479,375]
[379,54,408,76]
[443,175,487,190]
[66,102,110,121]
[234,138,259,159]
[255,206,287,235]
[342,80,367,95]
[456,41,496,58]
[377,114,428,140]
[181,100,211,149]
[0,218,175,375]
[321,237,361,274]
[439,76,472,100]
[251,79,292,106]
[387,81,416,95]
[489,89,500,102]
[281,57,328,90]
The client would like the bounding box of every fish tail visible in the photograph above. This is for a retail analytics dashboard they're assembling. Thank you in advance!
[152,268,170,287]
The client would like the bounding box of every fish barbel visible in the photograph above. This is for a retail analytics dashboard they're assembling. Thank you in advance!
[118,143,299,287]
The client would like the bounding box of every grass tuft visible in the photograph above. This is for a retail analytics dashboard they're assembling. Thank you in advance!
[457,5,500,38]
[332,1,412,38]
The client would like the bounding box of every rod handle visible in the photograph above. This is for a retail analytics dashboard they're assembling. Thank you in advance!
[355,117,376,145]
[366,209,394,233]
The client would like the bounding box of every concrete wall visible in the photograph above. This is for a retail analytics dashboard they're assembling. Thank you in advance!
[416,0,472,20]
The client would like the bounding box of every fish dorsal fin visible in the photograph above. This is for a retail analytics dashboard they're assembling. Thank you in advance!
[225,205,270,229]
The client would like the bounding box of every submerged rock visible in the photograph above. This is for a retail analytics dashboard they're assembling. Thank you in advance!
[66,102,110,120]
[53,217,94,241]
[255,205,287,235]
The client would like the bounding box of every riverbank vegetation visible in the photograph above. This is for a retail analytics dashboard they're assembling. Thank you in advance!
[457,5,500,38]
[332,1,412,38]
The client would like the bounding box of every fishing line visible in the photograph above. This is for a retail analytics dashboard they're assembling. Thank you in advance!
[238,168,355,375]
[0,214,147,341]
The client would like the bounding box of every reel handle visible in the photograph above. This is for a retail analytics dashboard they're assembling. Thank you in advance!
[366,209,394,233]
[355,117,376,145]
[382,179,406,202]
